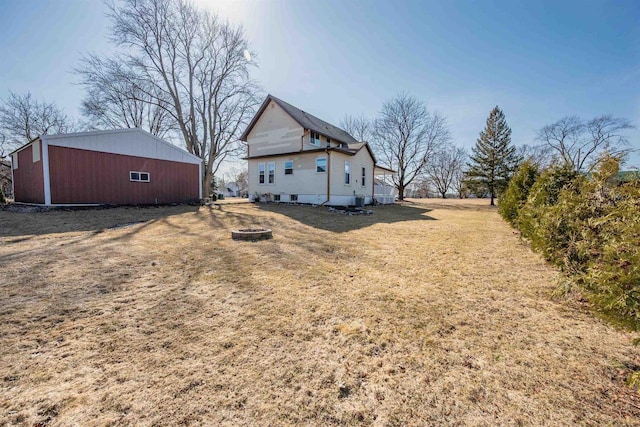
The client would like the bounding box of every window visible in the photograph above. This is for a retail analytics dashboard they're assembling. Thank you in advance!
[316,158,327,173]
[326,137,331,147]
[273,194,281,201]
[290,194,298,202]
[130,171,150,182]
[32,140,40,162]
[268,162,275,184]
[12,153,18,170]
[258,163,265,184]
[344,160,351,184]
[361,167,366,186]
[310,131,321,146]
[284,160,293,175]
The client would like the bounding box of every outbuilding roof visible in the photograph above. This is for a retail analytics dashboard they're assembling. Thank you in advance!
[240,94,359,145]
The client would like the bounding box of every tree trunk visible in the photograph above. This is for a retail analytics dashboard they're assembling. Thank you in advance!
[398,184,405,201]
[490,190,495,206]
[441,191,446,199]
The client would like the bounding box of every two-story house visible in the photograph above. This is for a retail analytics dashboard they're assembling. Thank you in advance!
[241,95,394,206]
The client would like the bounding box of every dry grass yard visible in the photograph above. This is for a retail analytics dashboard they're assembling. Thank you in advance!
[1,199,639,426]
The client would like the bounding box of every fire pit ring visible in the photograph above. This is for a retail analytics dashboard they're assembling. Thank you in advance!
[231,228,273,241]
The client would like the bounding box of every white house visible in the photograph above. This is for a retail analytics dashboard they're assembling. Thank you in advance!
[241,95,394,206]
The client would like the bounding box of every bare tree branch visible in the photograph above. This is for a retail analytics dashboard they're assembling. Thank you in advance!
[537,115,634,172]
[372,93,450,200]
[426,146,466,198]
[106,0,261,196]
[340,114,372,142]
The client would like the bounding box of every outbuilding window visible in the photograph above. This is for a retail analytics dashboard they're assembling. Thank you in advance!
[316,158,327,173]
[12,153,18,170]
[130,171,150,182]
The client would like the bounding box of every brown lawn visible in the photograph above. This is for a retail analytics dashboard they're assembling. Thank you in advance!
[0,199,639,426]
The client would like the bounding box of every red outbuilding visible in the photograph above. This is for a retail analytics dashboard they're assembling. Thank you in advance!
[10,128,202,206]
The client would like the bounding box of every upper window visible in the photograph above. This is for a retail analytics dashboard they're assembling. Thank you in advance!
[316,158,327,173]
[361,167,366,186]
[268,162,275,184]
[284,160,293,175]
[130,171,150,182]
[310,131,321,146]
[345,160,351,184]
[326,137,331,147]
[258,163,265,184]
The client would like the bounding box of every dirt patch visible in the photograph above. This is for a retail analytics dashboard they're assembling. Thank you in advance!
[0,198,638,425]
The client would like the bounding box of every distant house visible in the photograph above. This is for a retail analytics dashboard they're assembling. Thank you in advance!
[240,95,394,206]
[10,128,202,206]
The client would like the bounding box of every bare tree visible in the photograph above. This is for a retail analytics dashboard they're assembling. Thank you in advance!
[537,115,634,172]
[75,54,174,137]
[106,0,261,196]
[517,143,554,168]
[0,91,73,157]
[426,146,466,198]
[340,114,372,142]
[372,93,450,201]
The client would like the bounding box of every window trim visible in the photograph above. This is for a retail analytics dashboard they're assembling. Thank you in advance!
[344,160,351,185]
[258,162,265,184]
[130,171,151,183]
[284,160,294,175]
[310,131,321,146]
[316,157,327,173]
[268,162,275,184]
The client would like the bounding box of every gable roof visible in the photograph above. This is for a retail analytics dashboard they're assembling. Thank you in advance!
[240,94,359,145]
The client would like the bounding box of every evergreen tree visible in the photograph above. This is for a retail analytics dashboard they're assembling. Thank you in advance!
[467,106,520,205]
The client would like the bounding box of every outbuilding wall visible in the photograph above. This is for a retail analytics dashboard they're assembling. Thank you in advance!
[12,142,45,204]
[48,146,200,205]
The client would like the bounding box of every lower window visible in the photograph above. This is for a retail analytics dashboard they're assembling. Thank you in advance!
[273,194,281,201]
[290,194,298,202]
[130,171,150,182]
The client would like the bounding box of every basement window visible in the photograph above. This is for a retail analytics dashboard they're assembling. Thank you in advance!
[290,194,298,202]
[273,194,281,201]
[130,171,150,182]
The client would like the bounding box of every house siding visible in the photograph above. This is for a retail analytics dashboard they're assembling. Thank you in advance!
[48,146,199,205]
[13,142,45,204]
[246,100,305,157]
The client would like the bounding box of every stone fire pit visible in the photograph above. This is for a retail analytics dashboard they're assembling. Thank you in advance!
[231,228,273,241]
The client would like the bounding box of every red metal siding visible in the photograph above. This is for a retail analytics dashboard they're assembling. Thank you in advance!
[48,146,199,205]
[13,143,45,204]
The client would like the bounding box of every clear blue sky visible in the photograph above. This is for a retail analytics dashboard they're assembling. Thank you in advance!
[1,0,638,169]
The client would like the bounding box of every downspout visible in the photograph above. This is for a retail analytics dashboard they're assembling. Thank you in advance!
[320,149,331,205]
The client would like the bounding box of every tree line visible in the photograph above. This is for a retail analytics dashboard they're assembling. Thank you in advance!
[0,0,634,202]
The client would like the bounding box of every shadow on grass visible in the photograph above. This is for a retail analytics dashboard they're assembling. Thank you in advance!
[255,203,436,233]
[0,205,200,238]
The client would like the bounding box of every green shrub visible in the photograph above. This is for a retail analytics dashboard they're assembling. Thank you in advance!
[498,160,539,226]
[516,165,579,255]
